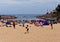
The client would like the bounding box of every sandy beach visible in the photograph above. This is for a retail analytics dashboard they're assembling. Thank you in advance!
[0,23,60,42]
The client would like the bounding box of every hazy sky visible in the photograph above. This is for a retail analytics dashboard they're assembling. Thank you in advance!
[0,0,60,14]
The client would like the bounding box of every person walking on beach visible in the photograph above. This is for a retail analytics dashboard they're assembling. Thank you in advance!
[25,25,30,34]
[50,20,53,29]
[12,21,15,29]
[22,20,25,27]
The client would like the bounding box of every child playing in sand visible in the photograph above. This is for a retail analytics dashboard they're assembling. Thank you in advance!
[25,25,30,34]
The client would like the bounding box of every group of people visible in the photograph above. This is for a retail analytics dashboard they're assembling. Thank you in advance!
[34,20,54,29]
[5,20,30,34]
[0,19,54,34]
[6,20,16,29]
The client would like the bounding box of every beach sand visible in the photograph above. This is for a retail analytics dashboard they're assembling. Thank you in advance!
[0,23,60,42]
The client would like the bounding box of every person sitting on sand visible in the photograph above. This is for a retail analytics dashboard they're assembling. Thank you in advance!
[34,21,40,26]
[40,22,43,27]
[6,20,11,27]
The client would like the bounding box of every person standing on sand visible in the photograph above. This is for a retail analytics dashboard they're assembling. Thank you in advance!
[22,20,25,27]
[12,21,15,29]
[50,20,53,29]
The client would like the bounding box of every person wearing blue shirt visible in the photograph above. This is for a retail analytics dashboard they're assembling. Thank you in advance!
[22,20,25,27]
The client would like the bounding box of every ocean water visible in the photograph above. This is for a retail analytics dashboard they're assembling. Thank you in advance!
[14,14,41,20]
[0,14,41,20]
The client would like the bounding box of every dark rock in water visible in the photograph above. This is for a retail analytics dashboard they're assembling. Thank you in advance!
[0,15,17,19]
